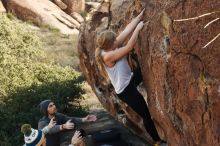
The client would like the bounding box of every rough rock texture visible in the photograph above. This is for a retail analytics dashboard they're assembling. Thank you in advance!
[60,110,149,146]
[85,2,101,13]
[62,0,85,14]
[78,0,220,146]
[0,0,6,13]
[53,0,67,10]
[52,0,85,14]
[2,0,80,34]
[70,12,84,23]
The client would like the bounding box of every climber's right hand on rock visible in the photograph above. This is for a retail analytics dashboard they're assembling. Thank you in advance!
[136,21,144,31]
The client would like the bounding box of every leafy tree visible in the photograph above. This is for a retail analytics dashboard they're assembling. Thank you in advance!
[0,14,85,145]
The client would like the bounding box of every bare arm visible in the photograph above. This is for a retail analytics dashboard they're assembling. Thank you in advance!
[104,21,144,66]
[115,9,145,47]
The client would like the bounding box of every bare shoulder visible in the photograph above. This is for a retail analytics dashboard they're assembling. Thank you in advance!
[102,50,113,62]
[102,50,116,67]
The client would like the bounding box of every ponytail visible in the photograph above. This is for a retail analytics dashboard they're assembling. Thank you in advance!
[95,30,116,84]
[95,47,109,84]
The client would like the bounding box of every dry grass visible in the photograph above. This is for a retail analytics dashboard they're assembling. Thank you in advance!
[28,25,102,110]
[29,25,80,70]
[81,82,103,110]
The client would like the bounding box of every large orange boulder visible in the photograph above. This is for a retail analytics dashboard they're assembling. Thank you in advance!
[78,0,220,146]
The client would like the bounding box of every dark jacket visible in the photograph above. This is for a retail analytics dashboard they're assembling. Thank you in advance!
[38,112,82,146]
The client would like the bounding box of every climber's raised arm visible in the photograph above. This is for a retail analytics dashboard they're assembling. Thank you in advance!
[104,21,144,65]
[114,8,145,47]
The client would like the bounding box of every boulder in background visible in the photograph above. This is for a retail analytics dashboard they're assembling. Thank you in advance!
[2,0,80,34]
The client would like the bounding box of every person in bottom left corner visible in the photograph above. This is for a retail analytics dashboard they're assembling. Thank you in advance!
[21,117,56,146]
[38,99,97,146]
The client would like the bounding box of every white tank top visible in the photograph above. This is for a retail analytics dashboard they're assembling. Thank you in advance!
[102,51,133,94]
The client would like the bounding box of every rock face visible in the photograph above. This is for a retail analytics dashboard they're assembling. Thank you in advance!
[78,0,220,146]
[2,0,80,34]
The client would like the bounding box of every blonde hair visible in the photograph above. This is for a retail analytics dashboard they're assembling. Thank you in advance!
[95,31,116,84]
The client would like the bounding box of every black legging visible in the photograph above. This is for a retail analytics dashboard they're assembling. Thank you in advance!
[117,68,161,141]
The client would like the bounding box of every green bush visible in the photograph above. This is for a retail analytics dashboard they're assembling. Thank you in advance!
[0,14,85,145]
